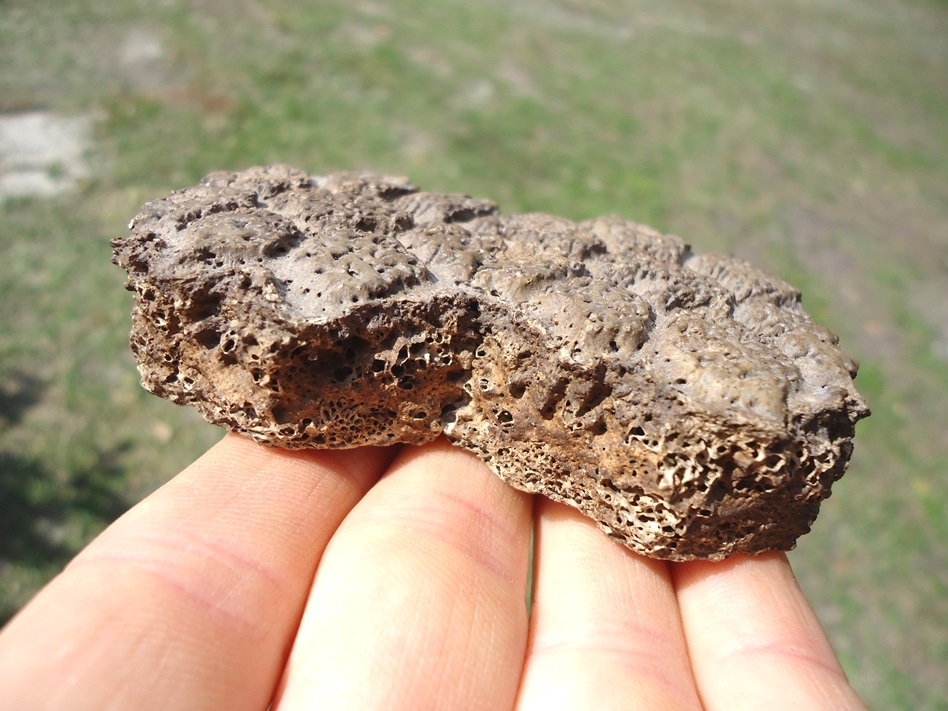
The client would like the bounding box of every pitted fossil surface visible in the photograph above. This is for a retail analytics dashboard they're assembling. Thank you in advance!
[112,165,869,560]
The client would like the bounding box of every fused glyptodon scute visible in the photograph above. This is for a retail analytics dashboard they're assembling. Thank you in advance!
[112,165,870,561]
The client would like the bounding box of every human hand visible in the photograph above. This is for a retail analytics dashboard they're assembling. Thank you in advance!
[0,434,866,710]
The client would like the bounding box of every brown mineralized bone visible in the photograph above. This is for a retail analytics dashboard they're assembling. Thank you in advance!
[112,165,869,560]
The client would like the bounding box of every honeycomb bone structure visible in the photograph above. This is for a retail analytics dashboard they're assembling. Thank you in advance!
[112,165,870,560]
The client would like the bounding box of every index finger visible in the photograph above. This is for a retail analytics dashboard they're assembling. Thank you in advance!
[0,434,394,711]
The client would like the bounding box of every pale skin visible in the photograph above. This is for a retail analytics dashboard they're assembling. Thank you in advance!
[0,434,866,710]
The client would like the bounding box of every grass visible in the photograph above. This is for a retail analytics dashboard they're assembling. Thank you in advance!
[1,0,947,707]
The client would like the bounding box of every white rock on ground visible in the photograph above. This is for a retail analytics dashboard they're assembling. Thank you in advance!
[0,111,94,202]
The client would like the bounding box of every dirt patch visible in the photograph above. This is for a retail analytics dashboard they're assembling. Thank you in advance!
[0,111,95,202]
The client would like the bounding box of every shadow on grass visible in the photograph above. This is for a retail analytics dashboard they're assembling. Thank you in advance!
[0,371,133,624]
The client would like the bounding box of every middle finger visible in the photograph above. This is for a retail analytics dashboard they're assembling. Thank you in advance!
[275,438,533,711]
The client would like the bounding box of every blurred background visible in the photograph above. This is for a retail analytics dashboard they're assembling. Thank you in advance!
[1,0,945,707]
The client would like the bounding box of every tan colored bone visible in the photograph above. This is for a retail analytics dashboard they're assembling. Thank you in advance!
[112,165,869,560]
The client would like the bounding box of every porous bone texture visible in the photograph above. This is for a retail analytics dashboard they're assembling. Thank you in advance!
[112,165,870,560]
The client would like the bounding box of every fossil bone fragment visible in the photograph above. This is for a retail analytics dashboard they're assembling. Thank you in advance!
[112,165,869,560]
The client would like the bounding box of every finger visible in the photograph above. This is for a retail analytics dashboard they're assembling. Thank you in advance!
[0,434,392,711]
[672,552,867,711]
[274,437,533,711]
[516,499,703,710]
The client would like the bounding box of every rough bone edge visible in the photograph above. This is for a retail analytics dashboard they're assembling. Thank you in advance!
[111,165,870,561]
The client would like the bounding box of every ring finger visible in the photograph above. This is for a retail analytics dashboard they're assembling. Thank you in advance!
[516,499,703,710]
